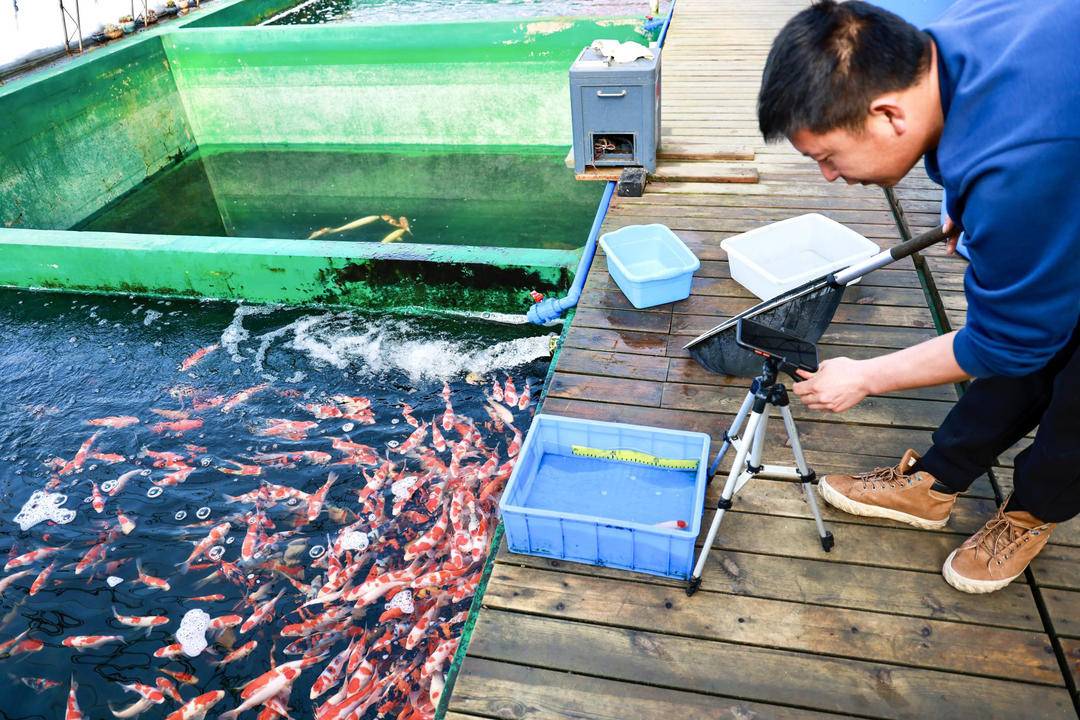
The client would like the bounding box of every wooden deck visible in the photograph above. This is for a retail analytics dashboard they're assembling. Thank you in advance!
[446,1,1080,717]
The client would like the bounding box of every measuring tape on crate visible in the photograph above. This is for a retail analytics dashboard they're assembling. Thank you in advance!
[571,445,699,470]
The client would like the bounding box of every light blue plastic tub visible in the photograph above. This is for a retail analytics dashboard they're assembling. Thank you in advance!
[499,414,710,579]
[599,224,700,308]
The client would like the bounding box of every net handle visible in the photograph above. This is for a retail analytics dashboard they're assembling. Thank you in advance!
[833,225,950,285]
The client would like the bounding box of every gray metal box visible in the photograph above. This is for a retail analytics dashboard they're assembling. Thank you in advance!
[570,45,662,174]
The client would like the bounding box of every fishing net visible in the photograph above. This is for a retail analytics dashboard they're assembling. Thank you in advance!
[686,279,846,378]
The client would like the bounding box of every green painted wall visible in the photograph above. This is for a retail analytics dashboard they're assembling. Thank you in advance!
[181,0,303,27]
[0,229,577,311]
[0,36,196,231]
[162,19,640,147]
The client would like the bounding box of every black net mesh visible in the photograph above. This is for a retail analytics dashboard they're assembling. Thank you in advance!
[687,282,845,378]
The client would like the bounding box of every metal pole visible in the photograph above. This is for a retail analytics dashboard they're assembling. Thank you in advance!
[74,0,82,53]
[59,0,70,54]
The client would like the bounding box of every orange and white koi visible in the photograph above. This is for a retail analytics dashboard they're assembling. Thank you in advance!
[507,426,522,458]
[430,420,447,453]
[91,482,106,513]
[5,546,63,572]
[87,416,140,429]
[164,690,225,720]
[75,539,108,575]
[252,450,333,467]
[215,639,258,666]
[306,472,338,521]
[5,637,44,657]
[150,419,203,435]
[28,561,56,596]
[256,419,318,442]
[117,511,136,535]
[393,422,428,455]
[503,376,518,406]
[156,676,184,703]
[309,642,352,700]
[518,380,532,410]
[240,589,285,633]
[179,343,219,371]
[490,378,503,402]
[218,460,262,476]
[179,521,231,572]
[221,383,270,413]
[62,635,124,650]
[0,569,34,594]
[160,668,198,685]
[136,559,171,591]
[209,614,243,631]
[0,629,32,655]
[59,431,101,476]
[141,449,189,468]
[487,399,515,427]
[192,395,226,412]
[120,681,165,704]
[66,676,85,720]
[189,593,226,602]
[153,465,194,487]
[303,402,343,420]
[153,643,184,659]
[113,607,169,635]
[90,451,126,464]
[219,658,318,720]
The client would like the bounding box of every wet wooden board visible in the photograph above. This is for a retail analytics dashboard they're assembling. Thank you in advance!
[448,0,1077,716]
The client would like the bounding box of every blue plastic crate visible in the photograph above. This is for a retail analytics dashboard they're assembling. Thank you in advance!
[499,414,710,579]
[599,223,700,308]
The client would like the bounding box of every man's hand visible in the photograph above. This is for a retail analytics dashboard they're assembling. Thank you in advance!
[943,215,960,255]
[792,357,873,413]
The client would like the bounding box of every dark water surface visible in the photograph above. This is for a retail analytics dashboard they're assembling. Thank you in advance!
[0,288,550,718]
[77,146,602,250]
[270,0,671,26]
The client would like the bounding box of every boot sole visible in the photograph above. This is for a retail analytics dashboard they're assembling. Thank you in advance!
[818,478,949,530]
[941,549,1021,594]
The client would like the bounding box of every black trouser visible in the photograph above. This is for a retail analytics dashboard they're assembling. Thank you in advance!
[919,320,1080,523]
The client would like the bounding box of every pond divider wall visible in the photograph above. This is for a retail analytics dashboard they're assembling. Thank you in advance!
[0,12,639,311]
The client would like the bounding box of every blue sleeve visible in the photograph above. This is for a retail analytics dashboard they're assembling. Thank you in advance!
[952,141,1080,378]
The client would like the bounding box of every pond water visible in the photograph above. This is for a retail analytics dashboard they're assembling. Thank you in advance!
[0,288,550,719]
[269,0,671,27]
[77,145,602,250]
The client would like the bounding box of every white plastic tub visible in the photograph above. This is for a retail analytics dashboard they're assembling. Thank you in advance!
[720,213,880,300]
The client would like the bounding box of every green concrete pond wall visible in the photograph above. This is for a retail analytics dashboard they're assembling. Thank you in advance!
[0,13,637,311]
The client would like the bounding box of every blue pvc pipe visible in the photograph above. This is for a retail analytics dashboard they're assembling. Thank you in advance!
[527,180,616,324]
[658,0,676,48]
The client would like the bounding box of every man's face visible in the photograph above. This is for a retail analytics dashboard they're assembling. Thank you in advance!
[790,119,919,187]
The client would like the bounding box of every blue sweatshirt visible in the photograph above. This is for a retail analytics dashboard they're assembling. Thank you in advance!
[923,0,1080,378]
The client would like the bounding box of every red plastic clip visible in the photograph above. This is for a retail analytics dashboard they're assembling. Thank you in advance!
[529,290,545,303]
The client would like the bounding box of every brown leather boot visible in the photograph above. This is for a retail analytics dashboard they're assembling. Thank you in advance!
[818,449,958,529]
[943,500,1055,594]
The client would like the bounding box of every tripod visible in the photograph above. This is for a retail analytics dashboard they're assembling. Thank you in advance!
[686,356,834,595]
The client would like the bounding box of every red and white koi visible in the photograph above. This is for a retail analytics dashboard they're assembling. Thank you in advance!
[153,465,195,487]
[255,419,318,442]
[215,639,258,666]
[150,418,204,435]
[160,668,199,685]
[221,383,271,413]
[240,589,285,634]
[113,607,169,635]
[0,569,34,594]
[75,539,108,575]
[490,378,503,402]
[28,561,56,596]
[309,641,352,700]
[109,697,154,718]
[117,511,136,535]
[153,643,184,659]
[5,545,63,572]
[307,472,338,521]
[90,451,126,464]
[164,690,225,720]
[136,559,171,591]
[503,376,518,406]
[59,431,101,476]
[120,681,166,704]
[66,676,85,720]
[90,481,106,513]
[393,422,428,455]
[62,634,124,650]
[179,521,231,572]
[156,676,184,703]
[87,416,140,429]
[151,408,192,421]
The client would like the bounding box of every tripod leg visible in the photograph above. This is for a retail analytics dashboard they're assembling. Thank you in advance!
[779,403,834,552]
[688,409,764,595]
[707,389,755,480]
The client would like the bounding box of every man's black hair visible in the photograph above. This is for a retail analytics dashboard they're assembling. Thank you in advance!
[758,0,932,141]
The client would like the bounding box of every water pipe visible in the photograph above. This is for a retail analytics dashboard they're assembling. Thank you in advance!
[658,0,676,47]
[527,180,616,324]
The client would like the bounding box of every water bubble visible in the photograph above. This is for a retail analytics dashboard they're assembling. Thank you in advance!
[308,545,325,559]
[225,537,235,545]
[342,423,354,432]
[175,510,187,521]
[106,576,123,587]
[147,487,163,499]
[196,507,211,519]
[101,480,117,493]
[208,546,225,561]
[286,498,299,507]
[200,457,212,467]
[391,418,399,425]
[387,440,399,449]
[83,496,92,504]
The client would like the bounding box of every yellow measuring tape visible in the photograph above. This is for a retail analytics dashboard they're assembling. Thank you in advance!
[571,445,699,470]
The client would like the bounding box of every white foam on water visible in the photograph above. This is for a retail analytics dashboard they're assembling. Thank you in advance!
[143,310,163,327]
[339,529,368,552]
[220,305,275,364]
[106,576,124,588]
[14,491,76,530]
[384,589,414,614]
[177,609,210,657]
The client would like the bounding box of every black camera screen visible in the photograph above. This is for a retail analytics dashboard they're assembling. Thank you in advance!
[735,319,819,373]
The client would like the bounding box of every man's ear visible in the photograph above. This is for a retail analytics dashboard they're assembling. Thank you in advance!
[869,94,907,136]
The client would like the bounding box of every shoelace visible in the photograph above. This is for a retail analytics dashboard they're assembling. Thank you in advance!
[972,512,1035,563]
[854,465,907,491]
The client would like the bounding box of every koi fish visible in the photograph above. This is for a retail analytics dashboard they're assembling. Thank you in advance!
[66,676,84,720]
[62,635,124,650]
[518,380,532,410]
[117,511,136,535]
[90,451,126,464]
[179,521,231,572]
[309,642,352,700]
[393,422,428,455]
[303,403,343,420]
[189,594,226,603]
[18,676,61,692]
[87,416,140,429]
[150,409,192,421]
[179,343,219,371]
[219,659,317,720]
[380,228,406,244]
[6,638,44,657]
[164,690,225,720]
[141,449,189,468]
[214,639,258,666]
[209,614,243,631]
[156,677,184,703]
[150,419,204,435]
[221,384,270,413]
[153,465,194,487]
[59,431,101,476]
[240,589,285,634]
[5,546,62,572]
[136,559,171,591]
[113,608,169,635]
[120,681,166,704]
[109,697,154,719]
[28,561,56,596]
[430,420,447,453]
[0,569,34,594]
[307,472,338,521]
[507,426,522,458]
[153,643,184,659]
[91,482,106,513]
[487,399,515,427]
[255,419,318,441]
[218,460,262,476]
[160,668,198,685]
[109,468,149,496]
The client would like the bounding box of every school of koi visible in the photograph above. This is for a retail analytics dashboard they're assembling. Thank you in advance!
[0,338,536,720]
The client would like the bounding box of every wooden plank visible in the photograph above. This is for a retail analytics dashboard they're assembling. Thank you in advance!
[451,656,852,720]
[497,544,1042,632]
[576,163,760,184]
[555,346,669,382]
[466,610,1075,719]
[1041,589,1080,638]
[482,563,1061,684]
[658,143,756,161]
[547,373,664,408]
